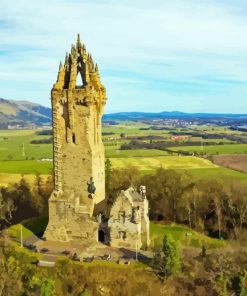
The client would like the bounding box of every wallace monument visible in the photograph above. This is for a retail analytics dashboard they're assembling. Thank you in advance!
[44,35,150,250]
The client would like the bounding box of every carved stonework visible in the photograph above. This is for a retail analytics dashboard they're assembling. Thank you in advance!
[44,35,106,242]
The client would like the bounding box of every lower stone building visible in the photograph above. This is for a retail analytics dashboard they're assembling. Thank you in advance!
[96,186,150,250]
[45,186,150,250]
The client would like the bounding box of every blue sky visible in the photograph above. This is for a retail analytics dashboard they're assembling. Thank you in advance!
[0,0,247,113]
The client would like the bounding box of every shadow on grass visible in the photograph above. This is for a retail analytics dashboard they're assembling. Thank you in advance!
[22,217,48,238]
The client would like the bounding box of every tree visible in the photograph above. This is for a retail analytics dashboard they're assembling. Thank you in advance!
[162,234,181,276]
[217,273,228,296]
[233,272,247,296]
[40,278,54,296]
[0,191,15,228]
[105,158,112,194]
[31,173,45,216]
[7,154,13,161]
[204,180,226,239]
[229,182,247,233]
[141,168,194,222]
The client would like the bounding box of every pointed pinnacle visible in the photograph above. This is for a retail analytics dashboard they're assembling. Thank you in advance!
[77,33,81,45]
[59,61,63,71]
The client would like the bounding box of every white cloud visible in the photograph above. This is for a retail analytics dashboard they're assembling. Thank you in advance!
[0,0,247,112]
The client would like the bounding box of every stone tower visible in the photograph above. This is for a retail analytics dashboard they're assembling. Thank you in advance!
[44,35,107,242]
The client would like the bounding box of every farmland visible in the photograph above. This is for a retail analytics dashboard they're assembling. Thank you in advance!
[169,144,247,155]
[212,154,247,173]
[0,122,247,182]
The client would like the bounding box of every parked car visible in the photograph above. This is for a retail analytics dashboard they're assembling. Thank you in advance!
[61,250,71,256]
[24,243,37,252]
[40,248,49,253]
[82,256,94,263]
[102,254,111,261]
[71,253,80,261]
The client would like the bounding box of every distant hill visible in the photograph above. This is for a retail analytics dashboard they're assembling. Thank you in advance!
[0,98,52,128]
[1,98,247,128]
[103,111,247,121]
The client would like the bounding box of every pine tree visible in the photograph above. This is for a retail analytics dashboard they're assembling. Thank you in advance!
[162,234,181,276]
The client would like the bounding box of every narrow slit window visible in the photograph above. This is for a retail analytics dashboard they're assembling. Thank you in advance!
[72,133,76,144]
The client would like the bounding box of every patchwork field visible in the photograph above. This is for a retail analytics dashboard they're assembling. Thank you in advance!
[0,125,247,182]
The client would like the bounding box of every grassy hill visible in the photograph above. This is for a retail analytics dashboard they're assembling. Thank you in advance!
[0,98,51,127]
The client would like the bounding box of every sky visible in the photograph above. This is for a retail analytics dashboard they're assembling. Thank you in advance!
[0,0,247,114]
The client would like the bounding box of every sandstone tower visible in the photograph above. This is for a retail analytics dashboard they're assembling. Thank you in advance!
[44,35,106,242]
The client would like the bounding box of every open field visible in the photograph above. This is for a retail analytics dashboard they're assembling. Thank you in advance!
[110,156,219,171]
[0,126,247,182]
[170,144,247,155]
[105,148,170,158]
[0,156,247,182]
[150,222,225,249]
[181,167,247,180]
[0,173,49,186]
[0,129,52,161]
[0,160,52,174]
[212,154,247,173]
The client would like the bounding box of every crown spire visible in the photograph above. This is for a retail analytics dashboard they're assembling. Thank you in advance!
[59,60,63,69]
[77,33,81,48]
[53,35,105,91]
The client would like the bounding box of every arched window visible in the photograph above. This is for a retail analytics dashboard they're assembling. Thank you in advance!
[72,133,76,144]
[76,72,83,88]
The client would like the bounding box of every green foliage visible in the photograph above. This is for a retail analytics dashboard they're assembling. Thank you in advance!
[40,278,54,296]
[1,175,52,227]
[80,290,91,296]
[233,272,247,296]
[105,158,112,194]
[217,273,228,296]
[162,234,181,276]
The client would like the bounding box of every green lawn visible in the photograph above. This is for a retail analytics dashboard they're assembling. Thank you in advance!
[7,224,34,240]
[150,222,225,249]
[0,129,52,161]
[170,144,247,155]
[0,160,52,174]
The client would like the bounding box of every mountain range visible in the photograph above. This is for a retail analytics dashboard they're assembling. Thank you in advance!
[102,111,247,121]
[1,98,247,128]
